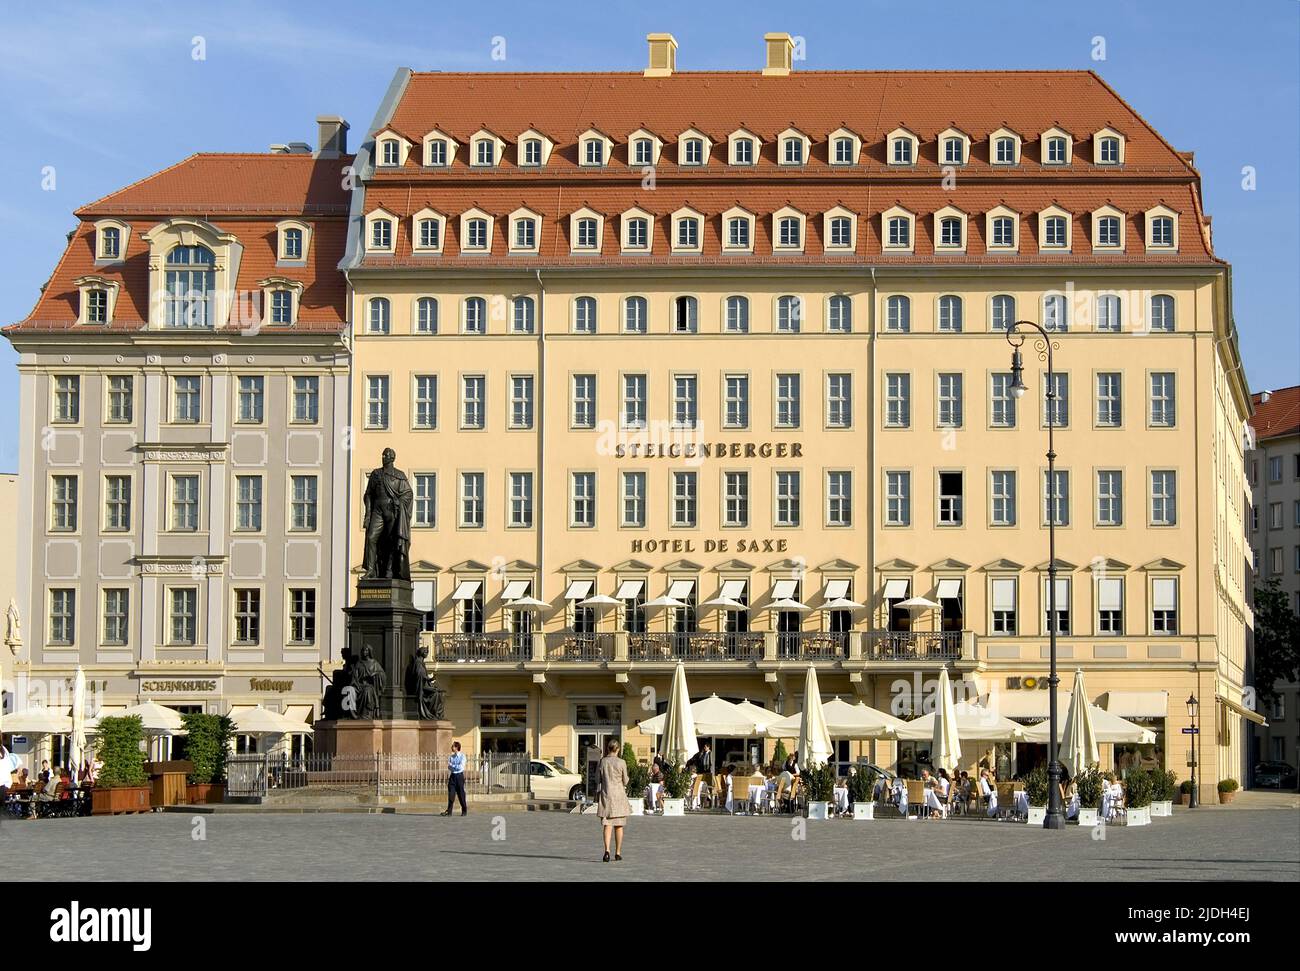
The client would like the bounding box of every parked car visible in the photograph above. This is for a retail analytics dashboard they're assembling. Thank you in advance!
[491,758,585,801]
[1252,761,1298,789]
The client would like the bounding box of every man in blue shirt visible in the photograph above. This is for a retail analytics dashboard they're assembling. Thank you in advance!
[441,741,468,816]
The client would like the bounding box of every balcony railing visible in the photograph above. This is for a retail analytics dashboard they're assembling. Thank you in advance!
[866,631,963,661]
[629,631,765,662]
[428,632,528,663]
[775,631,853,660]
[545,631,615,662]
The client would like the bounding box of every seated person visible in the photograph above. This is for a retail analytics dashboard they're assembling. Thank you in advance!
[718,764,735,813]
[979,769,998,816]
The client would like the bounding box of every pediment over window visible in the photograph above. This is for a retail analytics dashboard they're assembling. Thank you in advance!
[816,558,859,573]
[875,558,918,571]
[926,558,971,572]
[611,559,654,573]
[764,558,806,574]
[713,558,757,573]
[450,559,492,573]
[1140,557,1185,571]
[560,558,602,573]
[661,558,704,573]
[502,559,538,572]
[411,559,443,573]
[1089,557,1131,573]
[1033,558,1078,572]
[980,558,1024,572]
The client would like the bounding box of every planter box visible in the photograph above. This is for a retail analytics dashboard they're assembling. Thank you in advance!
[92,786,151,815]
[626,799,644,816]
[1179,793,1191,806]
[661,798,685,817]
[1126,806,1152,826]
[186,783,225,805]
[1026,805,1047,825]
[1150,800,1173,817]
[852,801,875,820]
[806,801,830,820]
[1077,808,1099,827]
[1218,790,1237,804]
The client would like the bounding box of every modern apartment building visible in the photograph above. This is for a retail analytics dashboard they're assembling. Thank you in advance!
[343,34,1255,797]
[3,121,354,759]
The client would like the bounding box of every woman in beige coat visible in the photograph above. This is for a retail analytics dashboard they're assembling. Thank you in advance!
[597,738,631,862]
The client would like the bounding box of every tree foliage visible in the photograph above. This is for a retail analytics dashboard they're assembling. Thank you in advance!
[1253,579,1300,705]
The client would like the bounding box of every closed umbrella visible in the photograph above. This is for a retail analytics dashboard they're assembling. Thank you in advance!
[1057,670,1100,778]
[797,666,834,766]
[659,662,698,765]
[70,666,87,774]
[930,668,962,773]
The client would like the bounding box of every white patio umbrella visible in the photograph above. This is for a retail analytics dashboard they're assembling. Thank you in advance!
[231,705,314,752]
[894,702,1025,742]
[700,597,746,610]
[642,595,687,632]
[930,668,962,773]
[506,595,549,609]
[820,598,864,610]
[659,662,698,764]
[766,697,905,740]
[578,593,621,632]
[70,666,87,772]
[637,693,769,738]
[897,596,941,610]
[1020,701,1155,746]
[796,666,834,766]
[103,700,186,760]
[767,598,812,612]
[3,705,73,735]
[734,699,784,730]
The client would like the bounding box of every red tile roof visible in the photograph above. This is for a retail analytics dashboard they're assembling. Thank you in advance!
[1250,386,1300,441]
[8,154,352,335]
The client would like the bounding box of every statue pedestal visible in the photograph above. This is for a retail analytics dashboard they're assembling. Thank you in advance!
[314,719,453,758]
[343,578,424,720]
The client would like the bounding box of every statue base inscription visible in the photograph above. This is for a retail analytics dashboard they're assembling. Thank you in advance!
[313,718,453,758]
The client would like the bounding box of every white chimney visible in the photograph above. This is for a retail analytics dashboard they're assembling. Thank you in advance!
[644,33,677,77]
[763,32,794,75]
[1260,389,1272,403]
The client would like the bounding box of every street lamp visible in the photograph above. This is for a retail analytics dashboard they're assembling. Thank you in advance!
[1186,694,1199,808]
[1006,320,1065,830]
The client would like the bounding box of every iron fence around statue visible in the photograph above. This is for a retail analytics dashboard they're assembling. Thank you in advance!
[225,752,532,799]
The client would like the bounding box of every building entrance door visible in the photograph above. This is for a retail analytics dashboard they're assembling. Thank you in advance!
[578,731,614,799]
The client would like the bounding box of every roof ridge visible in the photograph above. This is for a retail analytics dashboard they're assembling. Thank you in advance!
[1086,70,1199,180]
[407,69,1101,78]
[75,152,202,215]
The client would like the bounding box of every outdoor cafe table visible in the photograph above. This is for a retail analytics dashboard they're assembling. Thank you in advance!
[833,785,850,814]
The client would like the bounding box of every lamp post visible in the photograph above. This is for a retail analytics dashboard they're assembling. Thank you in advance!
[1186,694,1199,808]
[1007,319,1066,830]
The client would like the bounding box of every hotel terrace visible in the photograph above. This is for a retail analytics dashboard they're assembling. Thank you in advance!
[344,33,1256,796]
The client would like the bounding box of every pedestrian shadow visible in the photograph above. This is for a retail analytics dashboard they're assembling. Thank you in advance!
[439,849,604,864]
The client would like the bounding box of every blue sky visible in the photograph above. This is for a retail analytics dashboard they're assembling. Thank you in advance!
[1,0,1296,469]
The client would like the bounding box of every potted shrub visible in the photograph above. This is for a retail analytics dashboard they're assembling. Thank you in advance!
[1179,779,1194,806]
[1149,768,1176,817]
[847,765,877,820]
[91,715,151,815]
[623,747,649,817]
[803,761,836,820]
[1217,778,1239,804]
[181,712,232,804]
[1075,765,1104,827]
[1022,765,1049,825]
[660,761,691,816]
[771,739,788,773]
[1124,769,1153,825]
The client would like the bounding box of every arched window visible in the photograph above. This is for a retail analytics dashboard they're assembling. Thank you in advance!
[367,297,390,335]
[1151,216,1174,247]
[623,296,647,334]
[886,295,910,333]
[725,295,749,333]
[99,226,121,259]
[1043,294,1069,332]
[463,297,486,334]
[1096,294,1122,332]
[827,295,852,333]
[1097,216,1122,248]
[991,294,1016,332]
[512,296,535,334]
[937,295,963,333]
[164,244,215,328]
[939,217,963,248]
[673,295,698,333]
[991,216,1015,248]
[575,218,599,249]
[776,295,802,333]
[574,296,597,333]
[282,228,304,260]
[887,216,911,248]
[1149,295,1175,333]
[416,297,438,334]
[1044,215,1068,248]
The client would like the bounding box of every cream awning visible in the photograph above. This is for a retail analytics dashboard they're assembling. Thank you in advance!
[413,580,435,612]
[1218,694,1267,727]
[667,579,695,600]
[615,579,644,600]
[936,578,962,600]
[284,704,315,725]
[1102,691,1167,718]
[1152,578,1178,611]
[883,579,909,600]
[823,579,850,601]
[501,579,531,601]
[771,579,799,600]
[564,580,593,600]
[719,579,747,600]
[452,580,481,601]
[991,578,1016,610]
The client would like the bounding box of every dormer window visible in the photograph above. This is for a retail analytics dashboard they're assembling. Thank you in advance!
[683,138,704,166]
[427,139,449,166]
[100,227,121,259]
[260,277,303,327]
[514,217,536,250]
[466,218,488,250]
[164,245,215,328]
[380,139,400,166]
[778,216,801,248]
[87,288,108,323]
[891,136,914,165]
[576,217,599,249]
[370,218,393,250]
[726,216,751,250]
[276,220,311,263]
[522,139,542,166]
[994,137,1017,164]
[632,138,654,166]
[939,216,963,248]
[282,228,303,260]
[75,275,119,325]
[419,218,441,249]
[1046,136,1068,164]
[989,213,1017,250]
[475,140,496,167]
[828,216,853,249]
[675,215,700,249]
[1098,136,1120,164]
[782,138,804,165]
[583,140,605,166]
[883,208,915,252]
[833,138,854,165]
[943,138,965,165]
[624,214,650,250]
[733,138,755,165]
[270,289,293,324]
[1039,207,1072,251]
[1095,211,1124,250]
[1151,216,1174,246]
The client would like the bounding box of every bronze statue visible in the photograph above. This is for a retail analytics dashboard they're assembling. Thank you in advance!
[321,647,355,721]
[405,644,446,720]
[352,644,386,720]
[361,447,413,581]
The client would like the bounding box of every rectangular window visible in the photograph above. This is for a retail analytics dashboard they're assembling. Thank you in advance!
[290,589,317,644]
[102,589,128,645]
[461,375,485,429]
[104,475,131,532]
[233,589,261,645]
[290,475,318,531]
[51,475,78,531]
[775,471,801,527]
[571,472,596,528]
[237,376,264,424]
[622,374,646,429]
[1043,470,1070,526]
[723,471,749,527]
[991,578,1017,633]
[106,375,134,423]
[572,374,596,428]
[235,475,262,531]
[509,472,533,528]
[626,220,648,250]
[270,290,292,324]
[672,471,697,527]
[937,373,963,428]
[413,375,438,429]
[1151,470,1176,525]
[885,373,911,428]
[826,373,852,428]
[1045,579,1070,635]
[365,375,389,429]
[990,470,1017,526]
[1096,372,1122,427]
[53,375,80,423]
[622,471,646,528]
[510,375,535,429]
[1044,373,1069,428]
[724,374,749,429]
[413,473,436,528]
[673,374,698,428]
[1152,577,1178,634]
[460,472,484,528]
[169,588,197,644]
[775,373,801,428]
[50,589,75,644]
[292,376,319,424]
[1269,456,1283,482]
[990,373,1017,427]
[1149,372,1176,427]
[885,471,911,526]
[173,376,201,423]
[1096,577,1123,635]
[171,475,199,531]
[826,471,851,527]
[1096,470,1123,526]
[937,471,964,526]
